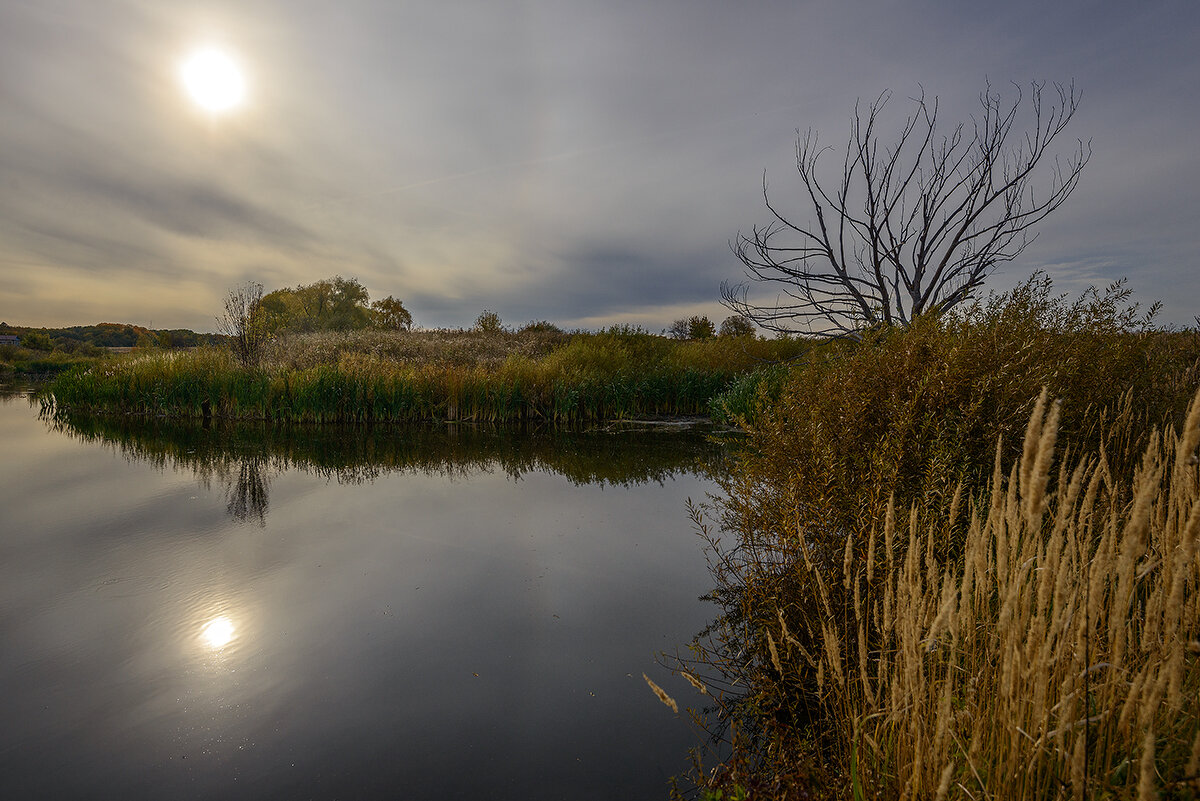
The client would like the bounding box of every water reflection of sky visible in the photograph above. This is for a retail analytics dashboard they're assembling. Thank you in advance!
[0,396,720,799]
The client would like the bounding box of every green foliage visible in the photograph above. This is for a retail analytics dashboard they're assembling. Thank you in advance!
[45,327,809,424]
[719,315,756,338]
[708,363,792,425]
[261,276,381,333]
[669,315,717,340]
[370,295,413,331]
[21,331,53,351]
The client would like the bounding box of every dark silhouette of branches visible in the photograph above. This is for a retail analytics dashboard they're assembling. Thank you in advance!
[215,281,269,367]
[723,81,1090,337]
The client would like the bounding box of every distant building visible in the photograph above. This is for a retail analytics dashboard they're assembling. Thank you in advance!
[0,334,19,346]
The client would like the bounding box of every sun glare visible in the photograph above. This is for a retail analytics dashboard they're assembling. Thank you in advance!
[200,616,236,649]
[180,47,246,113]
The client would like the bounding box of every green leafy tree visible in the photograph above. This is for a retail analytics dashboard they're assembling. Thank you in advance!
[719,315,756,337]
[260,276,376,332]
[688,315,716,339]
[22,331,53,351]
[371,296,413,331]
[668,315,716,340]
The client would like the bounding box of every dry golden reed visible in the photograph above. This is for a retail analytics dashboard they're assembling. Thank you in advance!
[644,672,679,715]
[815,387,1200,799]
[686,386,1200,799]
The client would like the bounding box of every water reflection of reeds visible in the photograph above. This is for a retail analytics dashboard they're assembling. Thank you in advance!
[44,410,737,523]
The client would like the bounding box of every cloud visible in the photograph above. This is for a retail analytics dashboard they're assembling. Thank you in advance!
[0,0,1197,329]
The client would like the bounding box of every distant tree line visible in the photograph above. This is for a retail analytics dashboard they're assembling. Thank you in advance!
[0,321,222,352]
[666,314,756,340]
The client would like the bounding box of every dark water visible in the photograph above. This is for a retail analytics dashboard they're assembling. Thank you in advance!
[0,387,728,800]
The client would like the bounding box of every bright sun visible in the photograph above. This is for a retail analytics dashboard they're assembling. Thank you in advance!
[180,47,246,113]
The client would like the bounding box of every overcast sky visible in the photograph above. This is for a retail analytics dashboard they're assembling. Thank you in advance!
[1,0,1197,332]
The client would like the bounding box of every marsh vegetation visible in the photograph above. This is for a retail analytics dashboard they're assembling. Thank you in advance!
[661,278,1200,799]
[45,324,806,423]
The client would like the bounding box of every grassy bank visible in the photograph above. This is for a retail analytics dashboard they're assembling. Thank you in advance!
[666,279,1200,799]
[0,343,103,378]
[45,327,808,423]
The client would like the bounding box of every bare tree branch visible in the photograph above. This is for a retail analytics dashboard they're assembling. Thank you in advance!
[215,281,270,367]
[723,81,1090,337]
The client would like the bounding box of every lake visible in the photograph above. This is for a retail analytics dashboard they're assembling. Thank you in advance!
[0,385,728,800]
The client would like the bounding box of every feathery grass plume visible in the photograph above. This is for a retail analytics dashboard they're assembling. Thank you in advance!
[1138,723,1157,801]
[767,631,783,676]
[644,673,678,714]
[680,671,708,695]
[678,384,1200,799]
[934,760,956,801]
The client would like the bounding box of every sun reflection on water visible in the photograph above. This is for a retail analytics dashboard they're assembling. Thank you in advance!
[200,616,236,649]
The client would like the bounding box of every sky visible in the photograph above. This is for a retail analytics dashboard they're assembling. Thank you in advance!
[1,0,1197,333]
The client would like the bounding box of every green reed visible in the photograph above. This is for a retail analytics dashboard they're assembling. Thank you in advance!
[44,329,808,423]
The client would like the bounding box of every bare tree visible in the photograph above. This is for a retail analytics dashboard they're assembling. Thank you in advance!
[216,281,269,367]
[723,81,1090,337]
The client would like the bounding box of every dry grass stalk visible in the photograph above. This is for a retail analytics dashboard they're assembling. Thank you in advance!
[644,673,679,714]
[785,387,1200,799]
[681,671,709,695]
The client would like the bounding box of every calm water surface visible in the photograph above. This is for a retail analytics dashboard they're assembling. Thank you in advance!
[0,387,727,800]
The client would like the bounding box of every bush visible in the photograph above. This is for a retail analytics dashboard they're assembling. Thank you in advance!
[723,275,1199,538]
[518,320,563,334]
[719,315,755,338]
[474,309,504,334]
[21,331,53,351]
[669,315,717,340]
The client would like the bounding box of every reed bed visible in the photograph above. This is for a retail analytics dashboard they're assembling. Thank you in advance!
[45,328,807,423]
[830,390,1197,798]
[676,390,1200,799]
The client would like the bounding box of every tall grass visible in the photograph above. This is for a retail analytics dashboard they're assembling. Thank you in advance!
[662,279,1200,799]
[45,329,808,423]
[833,390,1200,800]
[713,277,1200,550]
[681,390,1200,799]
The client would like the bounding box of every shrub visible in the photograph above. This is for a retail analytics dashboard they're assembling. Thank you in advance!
[518,320,564,334]
[719,315,756,338]
[474,309,504,334]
